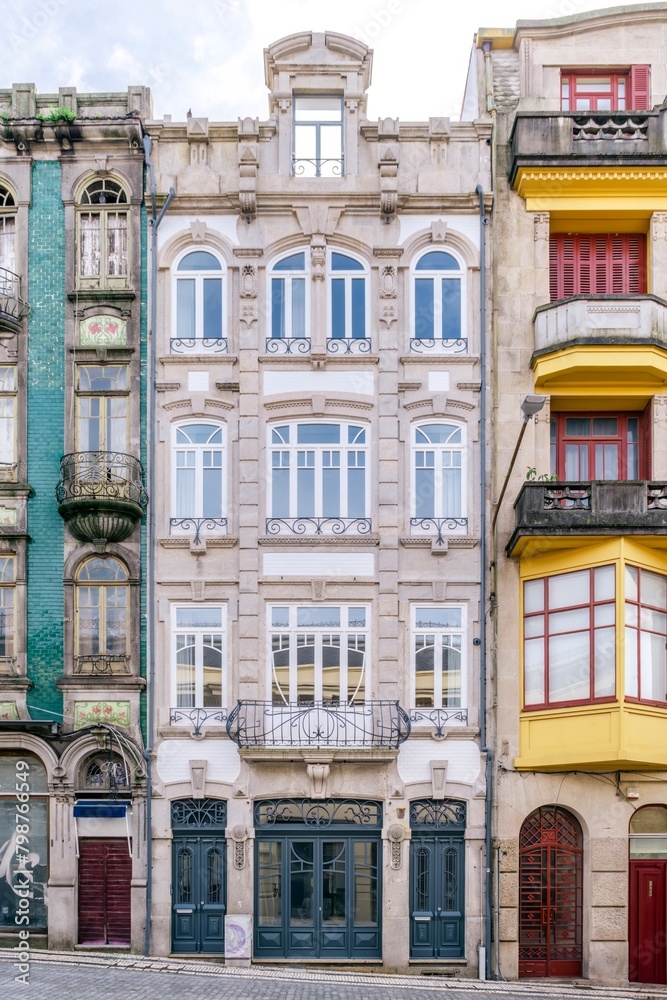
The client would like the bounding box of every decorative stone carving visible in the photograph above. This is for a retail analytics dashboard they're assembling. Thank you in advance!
[238,145,258,216]
[379,302,398,329]
[652,213,667,241]
[230,824,248,870]
[190,759,207,794]
[190,220,207,242]
[388,823,406,870]
[429,118,451,140]
[306,760,331,798]
[533,212,550,242]
[379,145,399,217]
[239,300,259,328]
[310,238,326,281]
[430,761,448,798]
[240,264,257,298]
[379,265,397,299]
[431,220,447,243]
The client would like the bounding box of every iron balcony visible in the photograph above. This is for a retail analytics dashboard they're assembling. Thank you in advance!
[56,451,148,544]
[227,700,411,749]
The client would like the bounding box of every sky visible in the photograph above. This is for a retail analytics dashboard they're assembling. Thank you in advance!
[0,0,658,122]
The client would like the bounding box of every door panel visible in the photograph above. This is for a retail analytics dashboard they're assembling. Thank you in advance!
[629,861,667,984]
[78,839,131,946]
[171,835,225,953]
[410,836,465,959]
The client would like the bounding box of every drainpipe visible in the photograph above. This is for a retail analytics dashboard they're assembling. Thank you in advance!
[476,182,493,980]
[142,132,174,957]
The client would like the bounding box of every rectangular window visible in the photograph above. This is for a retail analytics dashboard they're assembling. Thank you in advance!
[293,96,343,177]
[173,605,226,708]
[549,234,646,300]
[413,606,464,709]
[269,605,368,705]
[625,566,667,705]
[0,216,16,275]
[0,556,15,664]
[560,67,650,111]
[523,566,616,708]
[550,412,646,480]
[76,366,128,452]
[0,367,16,478]
[78,210,128,287]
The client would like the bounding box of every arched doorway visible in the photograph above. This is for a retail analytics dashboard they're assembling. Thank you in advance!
[629,805,667,984]
[519,806,583,978]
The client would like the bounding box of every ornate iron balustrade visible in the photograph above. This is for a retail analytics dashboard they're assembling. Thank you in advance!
[292,156,344,177]
[170,707,228,737]
[227,700,411,749]
[0,267,29,323]
[56,452,148,510]
[265,516,372,537]
[410,708,468,738]
[543,484,591,510]
[170,337,228,355]
[326,337,372,355]
[73,654,131,676]
[572,114,649,140]
[0,462,17,483]
[410,517,469,545]
[0,656,17,676]
[410,337,468,355]
[169,516,228,544]
[265,337,311,355]
[647,484,667,510]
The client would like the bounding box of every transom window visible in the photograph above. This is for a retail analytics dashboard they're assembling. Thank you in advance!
[172,422,226,522]
[0,182,16,278]
[269,422,368,521]
[412,422,465,521]
[0,367,16,475]
[293,96,343,177]
[269,605,368,705]
[75,557,129,658]
[523,566,616,708]
[630,806,667,859]
[173,605,226,709]
[173,250,224,347]
[413,250,464,346]
[270,252,308,341]
[412,606,464,710]
[77,178,129,289]
[550,413,644,481]
[76,365,128,452]
[329,251,367,340]
[0,556,15,663]
[625,566,667,705]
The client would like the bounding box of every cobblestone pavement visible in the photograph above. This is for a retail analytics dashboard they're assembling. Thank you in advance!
[2,951,667,1000]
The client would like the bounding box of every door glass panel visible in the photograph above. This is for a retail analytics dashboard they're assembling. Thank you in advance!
[207,848,223,904]
[177,848,192,903]
[323,841,346,924]
[354,841,377,925]
[415,846,430,910]
[258,841,282,925]
[290,842,314,925]
[443,846,458,911]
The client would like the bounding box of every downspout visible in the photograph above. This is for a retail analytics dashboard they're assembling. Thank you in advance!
[476,182,493,981]
[142,132,174,957]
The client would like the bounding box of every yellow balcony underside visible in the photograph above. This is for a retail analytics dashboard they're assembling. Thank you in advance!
[532,344,667,404]
[514,167,667,213]
[516,701,667,771]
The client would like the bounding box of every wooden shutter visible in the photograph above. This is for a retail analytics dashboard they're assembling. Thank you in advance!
[550,235,646,300]
[640,403,652,480]
[78,839,131,947]
[629,65,651,110]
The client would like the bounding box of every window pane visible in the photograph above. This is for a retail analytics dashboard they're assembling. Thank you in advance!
[106,213,128,277]
[297,463,315,517]
[290,842,314,925]
[415,607,462,629]
[292,278,306,338]
[525,614,544,638]
[415,639,435,707]
[322,464,340,518]
[641,630,666,701]
[415,278,434,339]
[442,462,462,517]
[272,466,290,517]
[331,278,345,338]
[643,570,667,609]
[549,632,590,702]
[176,466,196,517]
[176,636,196,707]
[294,97,342,121]
[442,279,461,342]
[352,278,366,338]
[79,213,101,276]
[625,625,639,697]
[274,253,305,272]
[203,636,223,707]
[565,418,590,436]
[442,640,461,706]
[296,638,316,703]
[415,467,435,518]
[594,626,616,698]
[294,124,317,174]
[258,842,282,925]
[332,253,364,272]
[319,125,343,175]
[548,569,589,609]
[321,636,341,703]
[271,278,285,339]
[626,564,639,602]
[549,607,589,634]
[595,565,615,602]
[176,607,222,628]
[297,424,340,444]
[416,251,459,271]
[297,608,341,628]
[347,465,365,518]
[347,637,365,703]
[177,279,196,340]
[202,465,223,517]
[524,637,545,705]
[178,251,221,271]
[524,579,544,613]
[0,396,15,465]
[203,278,223,339]
[354,842,377,925]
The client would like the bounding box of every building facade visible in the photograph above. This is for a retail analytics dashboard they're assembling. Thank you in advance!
[467,1,667,985]
[0,83,151,950]
[146,32,492,971]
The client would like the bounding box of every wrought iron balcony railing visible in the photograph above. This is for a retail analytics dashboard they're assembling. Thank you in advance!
[292,156,344,177]
[326,337,372,355]
[170,337,228,355]
[410,707,469,738]
[227,700,411,749]
[73,653,131,676]
[410,516,469,544]
[410,337,468,355]
[0,267,30,325]
[265,337,311,355]
[170,516,228,544]
[56,452,148,510]
[170,707,228,737]
[265,516,372,537]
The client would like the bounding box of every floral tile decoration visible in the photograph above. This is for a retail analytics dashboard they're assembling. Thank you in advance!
[74,701,131,728]
[79,315,127,347]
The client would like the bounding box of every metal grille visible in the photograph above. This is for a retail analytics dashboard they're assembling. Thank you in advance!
[255,798,382,829]
[410,799,467,831]
[171,798,227,830]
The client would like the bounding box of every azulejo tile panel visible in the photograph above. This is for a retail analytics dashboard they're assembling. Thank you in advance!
[74,701,131,728]
[79,315,127,346]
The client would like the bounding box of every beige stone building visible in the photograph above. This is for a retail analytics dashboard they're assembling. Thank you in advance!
[146,31,491,970]
[467,2,667,986]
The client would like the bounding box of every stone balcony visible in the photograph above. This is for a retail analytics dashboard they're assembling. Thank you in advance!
[508,481,667,556]
[56,451,148,544]
[534,295,667,356]
[0,268,29,334]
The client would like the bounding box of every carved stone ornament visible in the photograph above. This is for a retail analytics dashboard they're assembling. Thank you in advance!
[190,220,207,242]
[310,239,326,281]
[388,823,406,843]
[306,761,330,798]
[240,264,257,298]
[379,146,399,217]
[431,220,447,243]
[379,302,398,329]
[379,265,397,299]
[652,213,667,241]
[231,824,248,870]
[389,824,406,870]
[533,212,550,242]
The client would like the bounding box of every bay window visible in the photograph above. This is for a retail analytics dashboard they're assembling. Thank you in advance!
[625,566,667,705]
[550,412,647,481]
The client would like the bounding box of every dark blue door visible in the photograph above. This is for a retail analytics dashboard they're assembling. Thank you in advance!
[171,799,226,954]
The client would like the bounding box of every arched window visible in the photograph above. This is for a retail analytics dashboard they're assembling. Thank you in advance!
[268,251,309,352]
[411,422,466,539]
[77,177,129,289]
[82,753,129,790]
[412,249,466,353]
[75,557,129,668]
[267,421,369,535]
[172,249,226,354]
[327,250,368,351]
[171,422,227,539]
[0,182,16,277]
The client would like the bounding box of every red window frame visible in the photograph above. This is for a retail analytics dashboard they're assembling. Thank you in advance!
[550,411,649,481]
[523,566,617,711]
[560,66,650,111]
[625,566,667,707]
[549,234,647,301]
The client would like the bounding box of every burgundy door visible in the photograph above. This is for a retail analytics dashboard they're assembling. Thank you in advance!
[630,861,667,984]
[78,839,132,946]
[519,807,583,978]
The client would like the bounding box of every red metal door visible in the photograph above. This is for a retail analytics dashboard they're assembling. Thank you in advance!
[629,861,667,984]
[519,807,583,978]
[78,839,132,946]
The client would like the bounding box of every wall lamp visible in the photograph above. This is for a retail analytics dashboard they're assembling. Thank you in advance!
[491,394,547,534]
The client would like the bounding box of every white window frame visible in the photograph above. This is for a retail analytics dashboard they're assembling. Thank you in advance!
[171,420,227,533]
[326,248,369,341]
[0,182,17,278]
[267,420,369,521]
[0,367,17,478]
[267,249,310,341]
[267,603,370,705]
[293,95,344,178]
[171,603,227,709]
[171,247,226,346]
[410,604,467,713]
[410,247,467,348]
[410,420,467,524]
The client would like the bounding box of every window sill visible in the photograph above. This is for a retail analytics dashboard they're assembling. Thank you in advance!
[259,533,379,546]
[400,354,479,365]
[68,288,135,302]
[56,675,146,690]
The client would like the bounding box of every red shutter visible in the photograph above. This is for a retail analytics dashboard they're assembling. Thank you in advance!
[629,65,651,110]
[78,839,131,947]
[549,237,559,300]
[640,403,652,480]
[550,234,647,300]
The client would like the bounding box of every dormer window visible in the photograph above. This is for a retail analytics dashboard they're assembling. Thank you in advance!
[293,96,343,177]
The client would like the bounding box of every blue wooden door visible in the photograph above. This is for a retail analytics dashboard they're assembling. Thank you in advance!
[172,834,226,953]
